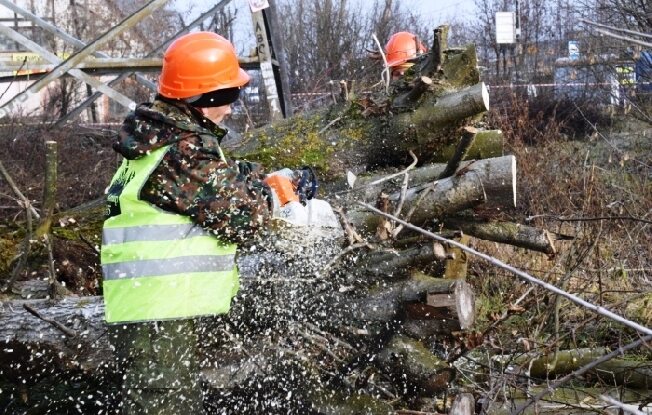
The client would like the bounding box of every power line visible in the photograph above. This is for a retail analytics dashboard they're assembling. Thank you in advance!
[580,18,652,40]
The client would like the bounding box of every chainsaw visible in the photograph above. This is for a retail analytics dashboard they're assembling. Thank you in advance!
[264,167,341,229]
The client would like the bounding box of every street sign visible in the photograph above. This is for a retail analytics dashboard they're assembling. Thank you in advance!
[247,0,269,12]
[496,12,516,44]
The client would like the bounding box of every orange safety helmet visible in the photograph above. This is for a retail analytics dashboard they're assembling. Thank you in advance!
[158,31,250,99]
[384,31,427,68]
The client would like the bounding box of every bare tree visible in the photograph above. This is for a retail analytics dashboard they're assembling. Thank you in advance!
[276,0,432,95]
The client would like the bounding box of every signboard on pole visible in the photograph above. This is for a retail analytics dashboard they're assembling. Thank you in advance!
[247,0,269,12]
[496,12,516,44]
[568,41,580,60]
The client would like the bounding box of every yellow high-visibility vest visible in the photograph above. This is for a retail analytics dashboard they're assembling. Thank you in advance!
[101,145,238,324]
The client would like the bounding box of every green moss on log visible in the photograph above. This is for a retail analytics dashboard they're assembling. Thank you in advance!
[443,44,480,89]
[435,130,504,162]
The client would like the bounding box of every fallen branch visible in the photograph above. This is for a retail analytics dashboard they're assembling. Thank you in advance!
[526,214,652,225]
[599,395,648,415]
[23,303,77,338]
[437,126,477,180]
[357,202,652,337]
[0,158,40,219]
[511,334,652,415]
[443,217,568,256]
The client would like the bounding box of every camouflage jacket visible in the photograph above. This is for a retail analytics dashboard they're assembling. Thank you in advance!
[113,97,271,244]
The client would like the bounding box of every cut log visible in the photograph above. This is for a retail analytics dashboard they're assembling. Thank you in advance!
[401,82,489,144]
[377,335,453,395]
[442,218,560,256]
[402,272,475,335]
[450,392,475,415]
[346,171,485,234]
[333,275,473,323]
[346,155,517,234]
[345,155,515,210]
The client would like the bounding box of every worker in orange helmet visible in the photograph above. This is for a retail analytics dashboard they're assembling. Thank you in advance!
[102,31,274,414]
[385,31,427,79]
[103,30,326,414]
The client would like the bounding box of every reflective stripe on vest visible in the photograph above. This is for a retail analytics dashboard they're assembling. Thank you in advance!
[101,145,239,324]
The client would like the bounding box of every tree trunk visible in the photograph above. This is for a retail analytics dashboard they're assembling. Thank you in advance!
[442,217,562,256]
[344,155,515,210]
[0,275,475,370]
[345,155,516,234]
[225,42,487,180]
[403,274,476,334]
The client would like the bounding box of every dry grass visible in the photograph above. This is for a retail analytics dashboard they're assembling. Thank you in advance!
[467,92,651,353]
[0,122,117,222]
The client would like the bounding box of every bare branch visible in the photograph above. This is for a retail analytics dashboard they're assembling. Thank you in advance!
[600,395,648,415]
[526,214,652,225]
[23,303,77,338]
[438,127,478,180]
[0,159,40,220]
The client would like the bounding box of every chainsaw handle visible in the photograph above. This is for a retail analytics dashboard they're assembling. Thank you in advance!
[296,166,318,203]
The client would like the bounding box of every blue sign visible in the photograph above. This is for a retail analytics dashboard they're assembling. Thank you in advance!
[568,41,580,60]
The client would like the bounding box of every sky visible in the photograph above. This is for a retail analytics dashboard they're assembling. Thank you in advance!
[172,0,477,54]
[403,0,475,23]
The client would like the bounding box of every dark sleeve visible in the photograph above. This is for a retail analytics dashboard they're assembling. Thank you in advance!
[140,134,271,244]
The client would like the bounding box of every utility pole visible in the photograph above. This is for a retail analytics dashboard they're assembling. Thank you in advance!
[249,0,293,121]
[514,0,521,80]
[252,9,283,121]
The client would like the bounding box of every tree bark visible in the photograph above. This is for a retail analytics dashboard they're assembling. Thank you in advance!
[442,217,562,256]
[515,348,652,389]
[345,155,515,210]
[404,274,475,332]
[345,155,516,234]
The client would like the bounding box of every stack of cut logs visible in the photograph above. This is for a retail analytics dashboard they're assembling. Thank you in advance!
[0,26,566,414]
